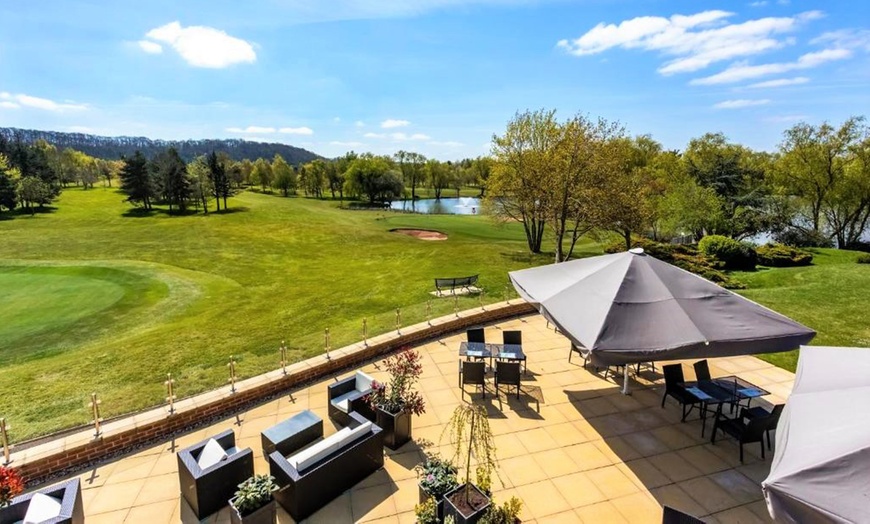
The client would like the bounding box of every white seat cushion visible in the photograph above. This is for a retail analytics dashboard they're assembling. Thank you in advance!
[288,429,348,471]
[355,371,375,392]
[330,391,357,413]
[197,438,228,470]
[340,421,372,447]
[23,493,62,524]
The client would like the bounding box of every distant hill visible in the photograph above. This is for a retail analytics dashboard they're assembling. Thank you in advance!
[0,127,322,165]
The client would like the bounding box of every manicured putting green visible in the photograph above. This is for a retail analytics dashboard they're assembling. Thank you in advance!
[0,265,169,364]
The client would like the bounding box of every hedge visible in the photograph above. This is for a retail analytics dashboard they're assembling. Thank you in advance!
[756,244,813,267]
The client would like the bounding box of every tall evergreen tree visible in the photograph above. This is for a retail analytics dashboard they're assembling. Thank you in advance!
[119,150,155,210]
[155,147,191,213]
[207,151,230,210]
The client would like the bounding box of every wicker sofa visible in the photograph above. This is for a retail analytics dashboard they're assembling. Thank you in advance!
[269,411,384,521]
[0,478,84,524]
[176,428,254,519]
[328,370,377,425]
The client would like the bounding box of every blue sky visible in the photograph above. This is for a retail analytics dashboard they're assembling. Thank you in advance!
[0,0,868,160]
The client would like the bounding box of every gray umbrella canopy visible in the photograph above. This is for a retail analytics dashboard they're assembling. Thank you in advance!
[509,249,815,366]
[763,346,870,523]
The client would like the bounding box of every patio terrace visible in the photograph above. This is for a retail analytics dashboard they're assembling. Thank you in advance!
[40,313,792,523]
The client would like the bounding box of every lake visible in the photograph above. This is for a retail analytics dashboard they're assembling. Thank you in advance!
[390,197,482,215]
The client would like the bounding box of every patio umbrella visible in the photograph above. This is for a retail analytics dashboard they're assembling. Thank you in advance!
[508,249,815,369]
[763,346,870,523]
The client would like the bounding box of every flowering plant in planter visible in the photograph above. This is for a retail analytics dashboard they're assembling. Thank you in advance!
[367,348,426,416]
[416,453,459,500]
[0,466,24,508]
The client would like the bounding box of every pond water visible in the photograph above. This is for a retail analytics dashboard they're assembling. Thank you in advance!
[390,197,482,215]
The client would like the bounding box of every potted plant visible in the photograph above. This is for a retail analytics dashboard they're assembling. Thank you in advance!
[440,405,498,524]
[367,348,426,450]
[229,474,277,524]
[416,453,459,520]
[479,497,523,524]
[0,466,24,508]
[414,496,439,524]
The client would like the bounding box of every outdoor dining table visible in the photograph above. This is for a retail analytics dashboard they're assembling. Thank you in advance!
[458,342,527,372]
[678,375,770,438]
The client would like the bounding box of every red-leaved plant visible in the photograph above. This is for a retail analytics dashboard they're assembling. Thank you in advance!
[367,348,426,416]
[0,466,23,507]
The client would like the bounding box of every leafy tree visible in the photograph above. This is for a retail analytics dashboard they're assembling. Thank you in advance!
[303,159,327,198]
[325,162,345,200]
[119,150,155,209]
[0,153,19,211]
[774,117,867,246]
[272,154,296,197]
[599,136,658,250]
[426,159,452,200]
[252,158,273,193]
[469,156,492,196]
[17,176,51,215]
[395,151,426,199]
[188,155,214,213]
[345,154,403,204]
[488,109,558,254]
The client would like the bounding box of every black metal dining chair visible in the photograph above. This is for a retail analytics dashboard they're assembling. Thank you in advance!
[661,364,703,422]
[501,330,526,373]
[711,408,770,462]
[460,360,487,399]
[693,359,712,381]
[495,361,521,399]
[467,328,485,344]
[745,403,785,450]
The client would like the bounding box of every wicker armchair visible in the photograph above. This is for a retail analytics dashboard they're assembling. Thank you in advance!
[177,428,254,519]
[0,478,83,524]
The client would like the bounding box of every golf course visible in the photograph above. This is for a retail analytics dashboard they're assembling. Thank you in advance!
[0,187,867,442]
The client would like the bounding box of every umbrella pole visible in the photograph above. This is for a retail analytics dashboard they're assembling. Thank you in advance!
[622,366,631,395]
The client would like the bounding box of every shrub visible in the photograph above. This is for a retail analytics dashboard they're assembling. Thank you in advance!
[844,241,870,253]
[416,453,459,500]
[858,254,870,264]
[414,496,439,524]
[774,228,832,248]
[0,466,24,507]
[230,474,277,516]
[480,496,523,524]
[756,244,813,267]
[698,235,757,270]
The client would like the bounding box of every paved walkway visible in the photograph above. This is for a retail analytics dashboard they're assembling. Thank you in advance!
[64,314,791,523]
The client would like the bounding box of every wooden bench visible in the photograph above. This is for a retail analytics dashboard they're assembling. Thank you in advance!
[434,275,479,296]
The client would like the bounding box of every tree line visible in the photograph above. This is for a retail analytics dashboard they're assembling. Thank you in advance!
[486,110,870,260]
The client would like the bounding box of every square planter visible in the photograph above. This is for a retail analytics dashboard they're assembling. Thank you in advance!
[376,407,412,450]
[229,498,276,524]
[442,483,491,524]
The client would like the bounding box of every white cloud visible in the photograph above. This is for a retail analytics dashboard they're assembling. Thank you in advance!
[812,29,870,51]
[692,48,851,85]
[330,140,364,146]
[749,1,768,6]
[226,126,276,133]
[279,126,314,135]
[381,119,410,128]
[0,91,87,111]
[764,114,807,123]
[747,76,809,88]
[714,98,771,108]
[558,10,823,75]
[332,117,341,123]
[355,120,366,127]
[363,132,385,138]
[137,40,163,54]
[429,140,464,147]
[364,131,429,141]
[143,21,256,68]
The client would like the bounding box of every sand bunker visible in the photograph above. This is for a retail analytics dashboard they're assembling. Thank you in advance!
[390,228,448,241]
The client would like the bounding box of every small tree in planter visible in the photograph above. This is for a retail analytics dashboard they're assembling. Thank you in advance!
[416,452,459,520]
[367,348,426,449]
[440,405,499,524]
[229,474,277,524]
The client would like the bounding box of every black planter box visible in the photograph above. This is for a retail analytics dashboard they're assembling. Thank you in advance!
[442,483,491,524]
[377,407,412,450]
[229,499,276,524]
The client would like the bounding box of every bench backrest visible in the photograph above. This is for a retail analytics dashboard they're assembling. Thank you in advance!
[434,275,479,288]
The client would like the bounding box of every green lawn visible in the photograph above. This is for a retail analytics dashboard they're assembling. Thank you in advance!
[0,187,866,441]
